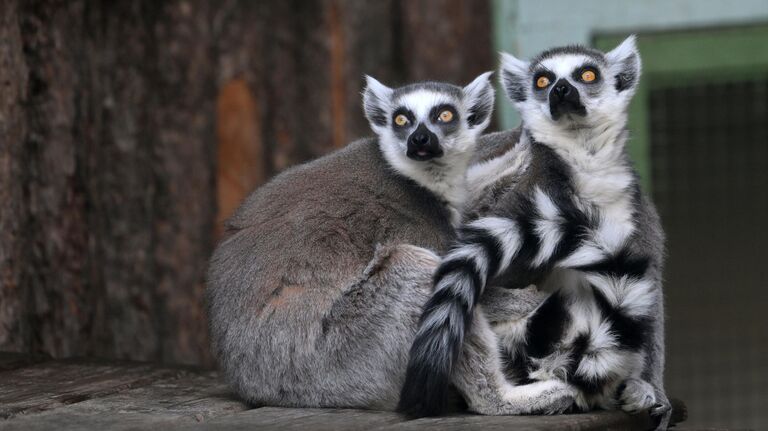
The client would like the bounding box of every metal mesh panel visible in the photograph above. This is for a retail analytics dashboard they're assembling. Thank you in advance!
[649,76,768,430]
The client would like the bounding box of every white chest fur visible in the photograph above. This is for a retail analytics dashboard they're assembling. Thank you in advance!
[541,127,637,254]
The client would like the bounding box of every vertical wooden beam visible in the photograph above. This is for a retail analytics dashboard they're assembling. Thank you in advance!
[80,1,161,361]
[215,80,264,238]
[400,0,495,85]
[334,0,400,141]
[259,0,311,172]
[0,0,504,366]
[212,1,268,233]
[328,0,348,149]
[0,0,30,353]
[150,0,217,366]
[19,0,92,358]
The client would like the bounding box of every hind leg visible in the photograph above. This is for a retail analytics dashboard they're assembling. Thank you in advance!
[332,244,572,413]
[452,311,576,415]
[214,241,443,410]
[317,243,443,410]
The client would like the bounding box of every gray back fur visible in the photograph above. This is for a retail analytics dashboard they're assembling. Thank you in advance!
[207,137,455,408]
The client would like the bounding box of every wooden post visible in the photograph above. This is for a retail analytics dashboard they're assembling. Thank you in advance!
[0,0,493,366]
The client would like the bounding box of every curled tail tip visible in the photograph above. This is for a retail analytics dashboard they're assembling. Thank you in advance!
[396,397,430,418]
[397,362,452,417]
[399,258,480,417]
[397,391,449,418]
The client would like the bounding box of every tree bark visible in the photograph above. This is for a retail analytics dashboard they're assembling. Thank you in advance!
[150,1,216,365]
[19,0,91,358]
[400,0,495,84]
[0,0,30,353]
[0,0,493,366]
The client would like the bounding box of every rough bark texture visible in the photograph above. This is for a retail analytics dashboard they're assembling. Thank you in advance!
[0,0,494,366]
[0,0,29,353]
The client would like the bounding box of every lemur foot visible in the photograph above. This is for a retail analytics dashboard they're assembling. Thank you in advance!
[617,378,656,414]
[513,380,575,415]
[468,380,575,416]
[528,392,574,415]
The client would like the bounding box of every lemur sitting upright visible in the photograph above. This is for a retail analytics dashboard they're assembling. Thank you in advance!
[400,36,672,429]
[207,73,572,415]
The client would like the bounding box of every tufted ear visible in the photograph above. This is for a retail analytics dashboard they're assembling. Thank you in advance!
[499,52,530,104]
[463,71,495,130]
[606,35,642,93]
[362,75,393,130]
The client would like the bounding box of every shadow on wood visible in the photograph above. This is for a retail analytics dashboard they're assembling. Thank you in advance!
[0,354,686,431]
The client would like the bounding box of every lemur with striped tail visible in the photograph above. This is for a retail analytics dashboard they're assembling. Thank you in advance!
[399,36,672,430]
[208,72,572,415]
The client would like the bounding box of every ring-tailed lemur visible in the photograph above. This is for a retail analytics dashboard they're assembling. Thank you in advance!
[400,36,672,429]
[207,73,570,413]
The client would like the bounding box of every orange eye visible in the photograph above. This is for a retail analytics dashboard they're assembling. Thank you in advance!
[394,114,409,126]
[581,70,597,82]
[438,110,454,122]
[536,76,550,88]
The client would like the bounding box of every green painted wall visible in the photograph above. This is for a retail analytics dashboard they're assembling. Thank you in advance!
[492,0,768,129]
[491,0,768,188]
[595,25,768,189]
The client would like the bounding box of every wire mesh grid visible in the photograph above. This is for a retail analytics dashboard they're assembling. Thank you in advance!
[649,75,768,430]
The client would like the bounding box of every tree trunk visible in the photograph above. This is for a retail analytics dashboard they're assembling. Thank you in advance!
[0,0,30,353]
[0,0,493,366]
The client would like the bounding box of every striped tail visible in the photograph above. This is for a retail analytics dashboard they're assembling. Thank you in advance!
[398,217,521,416]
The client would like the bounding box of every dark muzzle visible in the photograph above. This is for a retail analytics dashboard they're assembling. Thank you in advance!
[549,78,586,120]
[407,124,443,161]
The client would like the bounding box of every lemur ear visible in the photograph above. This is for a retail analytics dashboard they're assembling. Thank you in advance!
[499,52,530,103]
[363,75,393,129]
[463,71,495,129]
[606,35,642,93]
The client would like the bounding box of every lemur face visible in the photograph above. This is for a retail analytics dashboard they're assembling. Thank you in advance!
[500,36,641,131]
[363,73,494,163]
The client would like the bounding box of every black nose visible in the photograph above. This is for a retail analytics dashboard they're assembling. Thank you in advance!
[548,79,586,120]
[552,83,571,100]
[406,124,442,161]
[410,132,430,146]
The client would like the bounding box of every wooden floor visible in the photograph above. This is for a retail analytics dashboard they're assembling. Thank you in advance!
[0,352,686,430]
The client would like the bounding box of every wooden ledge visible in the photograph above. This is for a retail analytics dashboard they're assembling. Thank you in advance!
[0,354,686,431]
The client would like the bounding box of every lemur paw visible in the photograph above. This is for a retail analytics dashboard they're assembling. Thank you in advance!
[524,381,576,415]
[472,380,575,416]
[617,378,656,414]
[530,393,574,415]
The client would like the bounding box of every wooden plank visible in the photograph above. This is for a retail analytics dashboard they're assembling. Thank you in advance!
[399,0,494,84]
[3,0,500,368]
[0,0,29,354]
[16,0,94,358]
[173,399,687,431]
[0,360,182,419]
[0,0,218,366]
[381,398,687,431]
[0,353,48,372]
[0,354,688,431]
[149,0,217,367]
[171,407,406,431]
[379,411,649,431]
[0,371,248,431]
